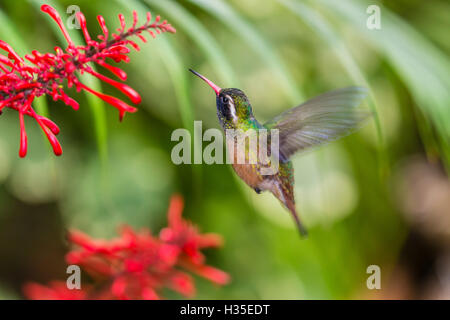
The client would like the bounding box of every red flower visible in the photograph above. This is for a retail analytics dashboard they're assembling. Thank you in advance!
[24,195,230,300]
[160,195,230,285]
[0,5,175,157]
[23,281,87,300]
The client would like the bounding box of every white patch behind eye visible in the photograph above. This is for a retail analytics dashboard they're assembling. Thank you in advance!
[226,95,238,122]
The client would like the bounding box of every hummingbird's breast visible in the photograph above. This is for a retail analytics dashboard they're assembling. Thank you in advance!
[223,117,280,190]
[226,134,276,190]
[232,163,265,189]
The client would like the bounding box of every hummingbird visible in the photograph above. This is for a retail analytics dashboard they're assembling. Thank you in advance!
[189,69,370,237]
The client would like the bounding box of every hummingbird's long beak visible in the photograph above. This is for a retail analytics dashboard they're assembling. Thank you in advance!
[189,69,222,95]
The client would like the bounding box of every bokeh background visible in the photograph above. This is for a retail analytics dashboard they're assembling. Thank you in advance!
[0,0,449,299]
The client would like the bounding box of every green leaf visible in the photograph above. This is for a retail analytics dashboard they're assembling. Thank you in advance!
[317,0,450,169]
[186,0,304,104]
[144,0,239,86]
[115,0,201,194]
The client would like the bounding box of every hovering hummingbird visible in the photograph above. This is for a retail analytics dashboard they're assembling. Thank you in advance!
[189,69,370,237]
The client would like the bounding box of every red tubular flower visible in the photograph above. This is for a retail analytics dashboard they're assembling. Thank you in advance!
[0,5,175,157]
[24,195,230,300]
[23,281,87,300]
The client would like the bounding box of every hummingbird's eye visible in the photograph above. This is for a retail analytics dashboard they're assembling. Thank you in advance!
[221,96,229,104]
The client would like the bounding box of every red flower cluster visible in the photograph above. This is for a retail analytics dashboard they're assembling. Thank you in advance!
[23,195,230,300]
[0,5,175,157]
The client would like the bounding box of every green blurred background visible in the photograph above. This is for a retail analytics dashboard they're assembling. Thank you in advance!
[0,0,449,299]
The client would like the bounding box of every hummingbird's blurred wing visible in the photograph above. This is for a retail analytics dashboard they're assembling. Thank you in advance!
[264,87,370,160]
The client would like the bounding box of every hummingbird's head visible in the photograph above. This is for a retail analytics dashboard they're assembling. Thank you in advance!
[189,69,253,128]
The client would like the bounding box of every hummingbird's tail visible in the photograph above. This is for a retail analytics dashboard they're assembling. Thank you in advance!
[272,182,308,238]
[286,201,308,238]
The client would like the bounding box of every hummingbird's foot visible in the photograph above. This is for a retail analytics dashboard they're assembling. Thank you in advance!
[253,187,262,194]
